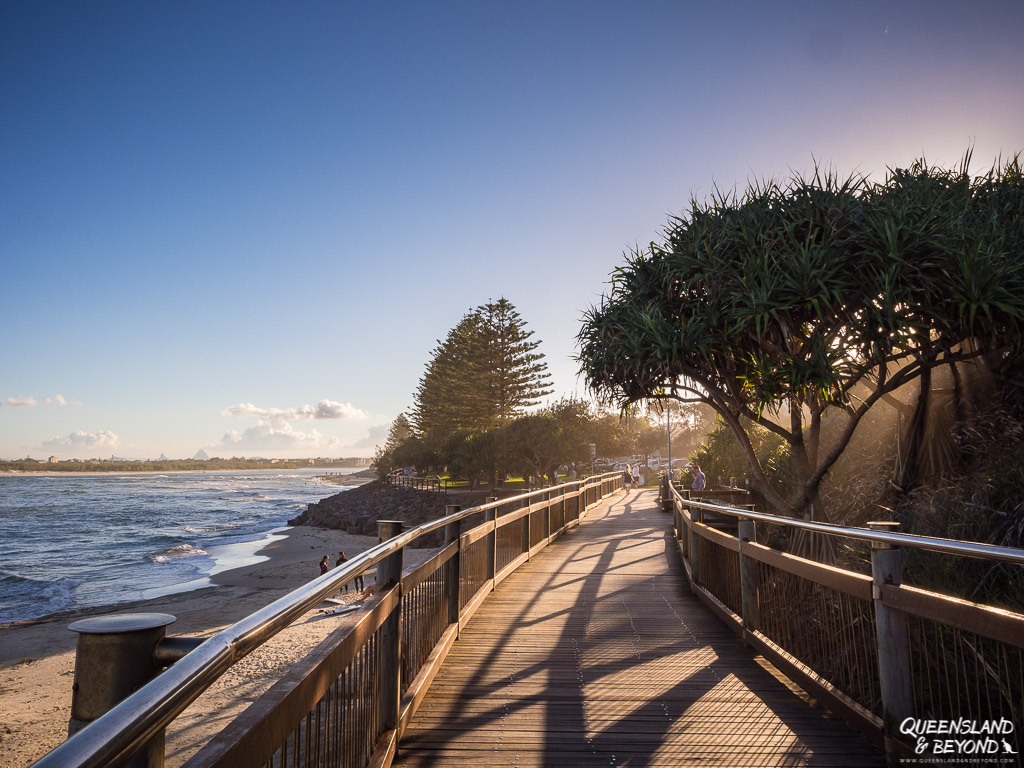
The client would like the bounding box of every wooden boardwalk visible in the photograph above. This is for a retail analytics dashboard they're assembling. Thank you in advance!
[393,488,885,767]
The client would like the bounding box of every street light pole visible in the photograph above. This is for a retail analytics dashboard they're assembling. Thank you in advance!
[666,403,672,477]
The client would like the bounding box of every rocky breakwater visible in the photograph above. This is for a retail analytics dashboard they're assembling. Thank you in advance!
[289,482,490,547]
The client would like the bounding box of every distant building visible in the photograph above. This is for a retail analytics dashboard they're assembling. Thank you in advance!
[48,456,59,464]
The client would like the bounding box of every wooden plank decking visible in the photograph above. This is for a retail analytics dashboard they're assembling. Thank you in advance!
[393,488,885,767]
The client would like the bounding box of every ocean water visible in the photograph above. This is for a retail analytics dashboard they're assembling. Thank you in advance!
[0,468,356,624]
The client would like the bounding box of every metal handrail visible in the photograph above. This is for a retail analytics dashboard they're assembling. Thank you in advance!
[672,486,1024,565]
[34,472,624,768]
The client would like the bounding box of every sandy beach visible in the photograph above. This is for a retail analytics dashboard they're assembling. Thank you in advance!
[0,524,433,768]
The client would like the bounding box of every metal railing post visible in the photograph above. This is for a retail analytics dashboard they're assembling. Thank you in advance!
[377,520,405,735]
[738,517,759,643]
[444,506,461,636]
[868,520,913,762]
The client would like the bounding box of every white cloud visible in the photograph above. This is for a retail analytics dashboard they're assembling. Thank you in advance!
[347,424,389,451]
[221,399,366,423]
[42,430,120,451]
[216,399,367,455]
[310,400,365,420]
[217,421,325,451]
[5,394,81,407]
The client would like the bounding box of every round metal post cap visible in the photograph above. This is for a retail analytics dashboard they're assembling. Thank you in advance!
[68,613,177,635]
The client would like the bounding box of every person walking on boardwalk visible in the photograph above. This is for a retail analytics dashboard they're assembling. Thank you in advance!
[631,464,641,488]
[691,463,706,497]
[623,466,632,491]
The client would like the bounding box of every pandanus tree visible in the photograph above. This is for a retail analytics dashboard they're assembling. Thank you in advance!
[577,155,1024,557]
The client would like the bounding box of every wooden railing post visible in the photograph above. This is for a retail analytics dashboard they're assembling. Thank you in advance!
[660,474,672,513]
[689,506,702,583]
[868,520,913,762]
[543,491,551,540]
[377,520,404,734]
[444,506,461,635]
[484,505,497,590]
[738,517,759,643]
[673,497,681,542]
[521,496,531,558]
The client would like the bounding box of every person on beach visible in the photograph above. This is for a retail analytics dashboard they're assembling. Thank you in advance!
[319,555,329,575]
[336,551,349,592]
[336,551,365,592]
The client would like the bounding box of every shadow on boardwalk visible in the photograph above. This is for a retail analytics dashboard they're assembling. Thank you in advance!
[395,488,885,767]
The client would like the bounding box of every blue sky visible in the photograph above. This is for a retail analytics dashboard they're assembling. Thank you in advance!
[2,1,1022,460]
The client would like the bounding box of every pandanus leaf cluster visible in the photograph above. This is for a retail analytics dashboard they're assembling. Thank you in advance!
[578,155,1024,522]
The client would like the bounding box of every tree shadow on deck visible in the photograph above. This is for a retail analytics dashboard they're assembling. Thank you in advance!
[398,491,883,767]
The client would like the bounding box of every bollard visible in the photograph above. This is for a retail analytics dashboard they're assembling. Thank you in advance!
[67,613,177,768]
[377,520,405,734]
[868,521,913,764]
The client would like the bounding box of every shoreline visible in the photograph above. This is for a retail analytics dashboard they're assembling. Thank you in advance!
[0,523,434,768]
[0,467,366,478]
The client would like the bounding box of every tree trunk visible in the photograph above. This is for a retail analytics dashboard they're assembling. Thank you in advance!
[791,494,837,563]
[894,366,931,490]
